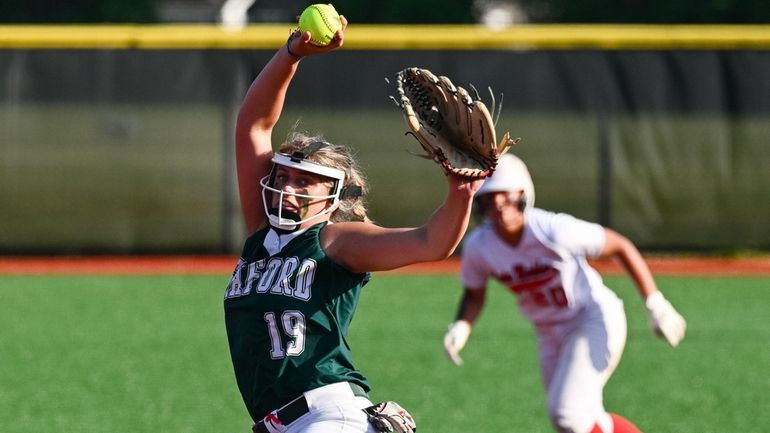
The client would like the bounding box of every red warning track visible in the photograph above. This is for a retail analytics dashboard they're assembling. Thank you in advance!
[0,256,769,276]
[390,257,770,277]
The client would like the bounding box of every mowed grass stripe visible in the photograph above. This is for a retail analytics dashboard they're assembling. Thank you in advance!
[0,274,767,433]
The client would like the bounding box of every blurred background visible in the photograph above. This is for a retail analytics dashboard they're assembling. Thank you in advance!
[1,1,769,255]
[2,0,770,25]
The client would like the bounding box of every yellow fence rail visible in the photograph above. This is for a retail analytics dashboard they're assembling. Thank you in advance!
[1,24,770,50]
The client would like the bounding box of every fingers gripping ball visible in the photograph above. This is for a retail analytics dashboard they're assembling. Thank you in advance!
[298,4,342,46]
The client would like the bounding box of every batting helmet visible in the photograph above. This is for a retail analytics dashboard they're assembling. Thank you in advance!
[476,153,535,210]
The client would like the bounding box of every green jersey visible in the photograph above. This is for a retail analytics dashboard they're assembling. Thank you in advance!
[224,222,371,421]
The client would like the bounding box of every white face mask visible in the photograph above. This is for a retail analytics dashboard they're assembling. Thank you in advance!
[260,153,345,231]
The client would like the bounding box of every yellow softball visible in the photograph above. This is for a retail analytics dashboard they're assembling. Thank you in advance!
[298,4,342,46]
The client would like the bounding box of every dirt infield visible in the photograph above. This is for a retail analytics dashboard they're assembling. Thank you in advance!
[0,255,769,276]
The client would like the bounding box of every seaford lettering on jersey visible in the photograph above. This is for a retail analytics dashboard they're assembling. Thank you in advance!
[224,257,317,301]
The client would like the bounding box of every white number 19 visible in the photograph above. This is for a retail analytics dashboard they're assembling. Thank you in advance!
[264,311,306,359]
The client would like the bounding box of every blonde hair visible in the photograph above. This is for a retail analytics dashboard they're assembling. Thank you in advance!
[278,132,370,223]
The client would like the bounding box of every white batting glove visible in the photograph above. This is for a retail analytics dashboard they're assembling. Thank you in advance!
[443,320,472,366]
[645,291,687,347]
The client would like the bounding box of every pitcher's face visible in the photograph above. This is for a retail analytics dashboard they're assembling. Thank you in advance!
[270,166,335,220]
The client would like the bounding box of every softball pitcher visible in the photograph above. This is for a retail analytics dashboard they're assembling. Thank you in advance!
[443,154,686,433]
[224,14,483,433]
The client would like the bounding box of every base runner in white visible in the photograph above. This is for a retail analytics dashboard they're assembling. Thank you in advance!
[443,154,687,433]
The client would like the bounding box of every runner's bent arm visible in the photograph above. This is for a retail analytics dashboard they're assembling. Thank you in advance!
[600,228,658,300]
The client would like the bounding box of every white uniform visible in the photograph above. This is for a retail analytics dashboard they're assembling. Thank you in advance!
[461,208,628,433]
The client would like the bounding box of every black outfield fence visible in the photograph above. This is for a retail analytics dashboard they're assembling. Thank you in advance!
[1,25,768,254]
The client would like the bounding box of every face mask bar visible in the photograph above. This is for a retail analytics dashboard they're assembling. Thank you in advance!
[260,175,340,230]
[260,152,346,231]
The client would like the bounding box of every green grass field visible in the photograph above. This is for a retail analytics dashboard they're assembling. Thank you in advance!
[1,273,767,433]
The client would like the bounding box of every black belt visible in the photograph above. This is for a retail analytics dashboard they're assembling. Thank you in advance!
[253,383,368,433]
